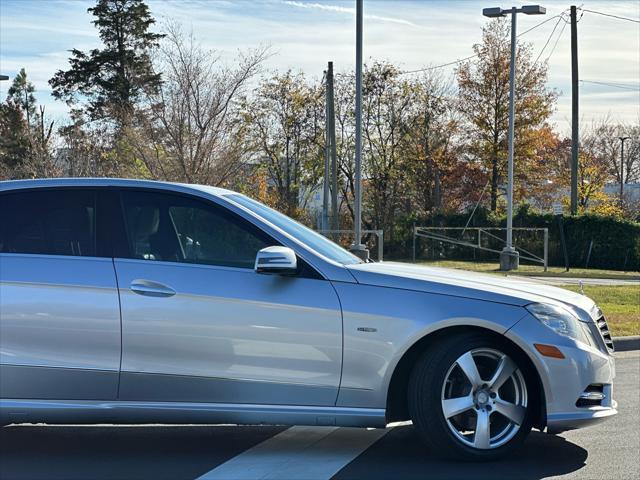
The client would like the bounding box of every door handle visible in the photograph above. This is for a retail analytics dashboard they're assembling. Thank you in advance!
[130,279,176,298]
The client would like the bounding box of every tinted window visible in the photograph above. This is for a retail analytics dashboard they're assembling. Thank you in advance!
[120,190,269,269]
[0,189,96,257]
[226,194,362,265]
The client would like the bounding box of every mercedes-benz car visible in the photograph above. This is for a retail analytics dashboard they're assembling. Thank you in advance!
[0,178,616,460]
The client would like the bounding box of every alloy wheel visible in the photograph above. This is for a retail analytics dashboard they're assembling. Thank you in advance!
[440,348,528,450]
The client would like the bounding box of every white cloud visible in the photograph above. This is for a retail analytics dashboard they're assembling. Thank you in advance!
[1,0,637,126]
[282,1,418,26]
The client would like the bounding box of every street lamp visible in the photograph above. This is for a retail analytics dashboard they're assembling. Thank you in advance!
[483,4,545,271]
[0,75,9,81]
[619,136,631,206]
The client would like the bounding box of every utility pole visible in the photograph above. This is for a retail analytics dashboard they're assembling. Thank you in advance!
[351,0,368,260]
[322,67,330,232]
[326,62,339,238]
[570,5,579,215]
[619,136,630,207]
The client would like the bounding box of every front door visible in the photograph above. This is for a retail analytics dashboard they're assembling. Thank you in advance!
[114,189,343,406]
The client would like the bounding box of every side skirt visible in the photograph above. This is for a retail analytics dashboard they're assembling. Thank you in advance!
[0,399,387,428]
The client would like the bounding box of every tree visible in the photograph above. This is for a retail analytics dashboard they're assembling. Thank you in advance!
[49,0,163,125]
[244,71,325,217]
[403,71,462,215]
[1,69,57,179]
[0,104,29,179]
[360,62,419,241]
[7,68,36,126]
[130,24,268,186]
[457,19,557,212]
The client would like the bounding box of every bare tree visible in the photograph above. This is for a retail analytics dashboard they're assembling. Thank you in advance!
[131,22,269,185]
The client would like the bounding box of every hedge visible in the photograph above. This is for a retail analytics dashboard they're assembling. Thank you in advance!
[387,206,640,271]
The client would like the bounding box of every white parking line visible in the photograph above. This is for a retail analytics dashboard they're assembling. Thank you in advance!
[196,426,389,480]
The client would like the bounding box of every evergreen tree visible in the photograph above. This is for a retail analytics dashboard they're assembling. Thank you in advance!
[7,68,37,126]
[0,104,29,178]
[49,0,163,125]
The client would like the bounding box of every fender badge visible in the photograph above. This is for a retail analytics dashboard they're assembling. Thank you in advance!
[357,327,377,333]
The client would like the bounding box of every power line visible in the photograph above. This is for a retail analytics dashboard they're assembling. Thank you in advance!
[544,14,568,63]
[533,14,564,65]
[399,13,564,76]
[580,80,640,91]
[518,13,564,36]
[580,8,640,24]
[400,55,477,75]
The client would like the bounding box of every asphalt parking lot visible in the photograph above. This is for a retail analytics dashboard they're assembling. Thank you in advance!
[1,351,638,480]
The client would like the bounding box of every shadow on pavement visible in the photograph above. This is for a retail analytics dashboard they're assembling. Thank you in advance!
[0,424,285,480]
[334,426,588,480]
[0,424,588,480]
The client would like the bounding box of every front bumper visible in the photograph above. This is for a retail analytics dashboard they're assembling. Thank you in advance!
[506,313,617,434]
[546,400,618,433]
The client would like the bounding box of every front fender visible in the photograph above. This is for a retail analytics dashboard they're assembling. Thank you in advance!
[332,282,528,409]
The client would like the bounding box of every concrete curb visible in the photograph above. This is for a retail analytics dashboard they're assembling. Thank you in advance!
[613,335,640,352]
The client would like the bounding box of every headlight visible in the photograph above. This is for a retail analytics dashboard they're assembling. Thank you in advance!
[526,303,587,343]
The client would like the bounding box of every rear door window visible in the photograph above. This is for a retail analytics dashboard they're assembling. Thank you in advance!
[0,189,96,257]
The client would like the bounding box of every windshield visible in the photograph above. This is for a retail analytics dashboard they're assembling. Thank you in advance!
[225,194,362,265]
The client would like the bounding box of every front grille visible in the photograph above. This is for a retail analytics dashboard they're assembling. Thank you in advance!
[596,315,615,352]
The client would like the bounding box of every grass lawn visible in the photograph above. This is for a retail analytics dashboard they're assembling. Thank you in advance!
[410,259,639,280]
[562,285,640,337]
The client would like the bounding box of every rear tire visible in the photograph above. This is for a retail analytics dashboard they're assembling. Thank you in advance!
[408,332,534,461]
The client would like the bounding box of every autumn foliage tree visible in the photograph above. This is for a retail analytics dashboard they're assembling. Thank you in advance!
[457,19,557,212]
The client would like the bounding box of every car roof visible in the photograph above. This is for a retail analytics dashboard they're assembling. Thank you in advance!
[0,178,235,197]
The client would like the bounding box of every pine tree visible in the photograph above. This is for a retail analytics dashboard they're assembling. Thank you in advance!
[7,68,37,126]
[49,0,163,125]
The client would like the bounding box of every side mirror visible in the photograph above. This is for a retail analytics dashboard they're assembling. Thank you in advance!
[255,246,298,275]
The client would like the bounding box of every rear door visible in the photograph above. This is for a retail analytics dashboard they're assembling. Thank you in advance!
[0,188,121,400]
[114,189,343,406]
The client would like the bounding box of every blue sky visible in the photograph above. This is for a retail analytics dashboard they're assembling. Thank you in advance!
[1,0,638,131]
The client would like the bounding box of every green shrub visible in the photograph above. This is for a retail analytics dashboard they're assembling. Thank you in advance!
[389,208,640,271]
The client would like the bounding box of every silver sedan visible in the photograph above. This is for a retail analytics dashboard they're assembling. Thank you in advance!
[0,178,616,461]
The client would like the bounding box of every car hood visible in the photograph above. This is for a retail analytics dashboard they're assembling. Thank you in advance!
[347,262,596,319]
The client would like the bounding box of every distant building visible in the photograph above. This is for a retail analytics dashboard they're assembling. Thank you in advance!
[604,183,640,203]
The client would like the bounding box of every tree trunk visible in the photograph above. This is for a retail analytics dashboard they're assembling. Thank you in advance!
[490,156,498,212]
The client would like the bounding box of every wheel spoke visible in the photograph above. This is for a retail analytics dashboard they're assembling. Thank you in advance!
[494,399,526,425]
[474,410,491,449]
[456,352,483,388]
[442,395,475,419]
[489,355,518,391]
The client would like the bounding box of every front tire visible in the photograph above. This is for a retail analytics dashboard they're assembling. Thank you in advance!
[408,332,534,461]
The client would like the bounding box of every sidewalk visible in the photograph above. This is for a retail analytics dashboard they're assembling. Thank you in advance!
[508,275,640,286]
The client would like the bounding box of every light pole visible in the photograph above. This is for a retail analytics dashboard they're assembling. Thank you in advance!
[619,136,630,207]
[350,0,368,260]
[0,75,9,81]
[483,4,545,271]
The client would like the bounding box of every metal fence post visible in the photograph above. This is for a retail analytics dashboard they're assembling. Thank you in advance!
[412,223,416,263]
[377,230,384,262]
[543,228,548,272]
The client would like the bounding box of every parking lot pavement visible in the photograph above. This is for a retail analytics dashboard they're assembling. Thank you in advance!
[1,351,638,480]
